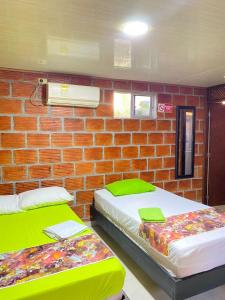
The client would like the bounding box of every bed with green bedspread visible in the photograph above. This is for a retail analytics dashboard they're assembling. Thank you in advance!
[0,204,125,300]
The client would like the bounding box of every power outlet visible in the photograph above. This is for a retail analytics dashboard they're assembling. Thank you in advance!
[38,78,48,85]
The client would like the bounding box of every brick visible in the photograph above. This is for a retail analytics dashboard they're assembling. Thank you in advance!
[175,191,184,197]
[76,191,94,205]
[0,116,11,130]
[170,169,176,180]
[14,117,37,131]
[114,79,132,90]
[72,205,84,218]
[196,190,202,201]
[96,161,113,173]
[192,178,202,189]
[0,82,9,96]
[23,71,46,81]
[64,119,84,131]
[140,171,155,182]
[25,100,48,114]
[0,70,23,80]
[53,163,74,177]
[163,157,175,168]
[148,158,163,169]
[86,175,104,189]
[140,146,155,157]
[133,133,147,144]
[158,93,172,103]
[40,117,62,131]
[104,147,121,159]
[186,95,199,106]
[156,145,170,156]
[51,106,74,116]
[65,177,84,190]
[75,162,94,175]
[0,150,12,164]
[63,148,82,162]
[95,133,112,146]
[124,119,140,131]
[184,190,197,200]
[194,88,206,96]
[41,179,63,188]
[0,99,22,114]
[48,73,71,83]
[27,134,49,147]
[196,108,205,120]
[105,174,122,184]
[104,90,114,104]
[86,119,104,131]
[85,204,91,220]
[155,170,170,181]
[149,83,164,92]
[71,75,92,86]
[93,78,112,88]
[172,95,186,106]
[178,179,191,190]
[141,120,156,131]
[3,166,27,181]
[105,119,122,131]
[123,172,139,180]
[1,133,25,148]
[180,86,193,94]
[122,146,138,158]
[0,183,13,195]
[149,133,163,144]
[74,133,93,146]
[39,149,61,163]
[96,104,113,117]
[12,82,34,97]
[29,165,51,179]
[132,81,148,91]
[164,181,178,192]
[85,147,103,160]
[196,133,204,143]
[74,107,94,117]
[51,133,72,147]
[164,133,175,144]
[114,160,130,172]
[132,159,147,171]
[157,120,171,131]
[15,181,39,193]
[165,85,179,93]
[14,150,37,164]
[115,133,130,145]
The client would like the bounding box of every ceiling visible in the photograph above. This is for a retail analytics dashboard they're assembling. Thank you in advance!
[1,0,225,87]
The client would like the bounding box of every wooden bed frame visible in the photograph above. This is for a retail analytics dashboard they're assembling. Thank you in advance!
[91,205,225,300]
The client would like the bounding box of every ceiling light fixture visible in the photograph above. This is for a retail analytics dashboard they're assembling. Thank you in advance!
[121,21,149,37]
[222,100,225,105]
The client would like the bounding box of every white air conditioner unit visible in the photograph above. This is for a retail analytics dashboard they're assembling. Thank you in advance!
[47,82,100,108]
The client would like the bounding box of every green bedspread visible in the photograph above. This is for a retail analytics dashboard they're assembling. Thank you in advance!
[0,204,125,300]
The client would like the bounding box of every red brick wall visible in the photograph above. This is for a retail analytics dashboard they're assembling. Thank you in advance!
[0,69,206,220]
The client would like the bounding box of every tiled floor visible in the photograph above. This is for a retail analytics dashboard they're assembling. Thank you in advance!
[91,224,225,300]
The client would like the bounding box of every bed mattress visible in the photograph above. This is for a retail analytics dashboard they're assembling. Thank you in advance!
[94,187,225,278]
[0,204,125,300]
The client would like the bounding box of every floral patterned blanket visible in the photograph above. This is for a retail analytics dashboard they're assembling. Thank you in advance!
[139,208,225,256]
[0,233,114,288]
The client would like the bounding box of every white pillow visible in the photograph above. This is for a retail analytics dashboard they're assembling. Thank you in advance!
[0,195,22,214]
[19,186,73,210]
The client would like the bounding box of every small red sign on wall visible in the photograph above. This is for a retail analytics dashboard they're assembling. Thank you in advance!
[158,103,173,113]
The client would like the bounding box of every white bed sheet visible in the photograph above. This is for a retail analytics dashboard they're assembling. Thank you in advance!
[94,187,225,278]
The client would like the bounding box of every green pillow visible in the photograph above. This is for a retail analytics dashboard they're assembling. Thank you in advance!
[105,179,155,196]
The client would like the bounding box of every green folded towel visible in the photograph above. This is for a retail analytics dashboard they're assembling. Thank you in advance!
[138,207,166,223]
